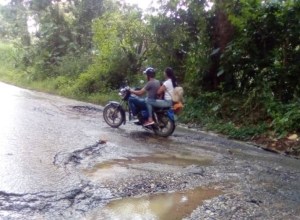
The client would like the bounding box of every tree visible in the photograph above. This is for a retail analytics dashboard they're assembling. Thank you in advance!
[0,0,30,45]
[74,5,148,92]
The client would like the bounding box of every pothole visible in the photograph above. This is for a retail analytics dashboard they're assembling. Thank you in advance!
[53,140,107,167]
[86,187,221,220]
[82,153,212,183]
[81,153,213,198]
[72,105,102,112]
[84,153,212,171]
[0,181,112,218]
[67,105,102,115]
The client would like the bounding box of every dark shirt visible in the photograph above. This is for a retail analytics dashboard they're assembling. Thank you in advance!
[144,79,160,99]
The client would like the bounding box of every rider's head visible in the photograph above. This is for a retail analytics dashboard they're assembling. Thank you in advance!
[164,67,177,87]
[143,67,156,80]
[164,67,174,79]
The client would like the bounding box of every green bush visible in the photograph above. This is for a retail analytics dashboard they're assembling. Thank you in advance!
[268,101,300,136]
[180,92,268,140]
[0,41,26,83]
[208,122,268,140]
[51,52,92,77]
[0,42,15,67]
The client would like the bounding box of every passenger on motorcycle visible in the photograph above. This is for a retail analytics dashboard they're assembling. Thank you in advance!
[145,67,178,125]
[129,67,160,126]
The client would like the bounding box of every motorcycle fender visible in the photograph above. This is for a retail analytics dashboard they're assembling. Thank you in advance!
[107,101,126,125]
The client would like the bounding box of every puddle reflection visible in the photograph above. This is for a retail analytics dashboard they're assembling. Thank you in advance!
[87,187,221,220]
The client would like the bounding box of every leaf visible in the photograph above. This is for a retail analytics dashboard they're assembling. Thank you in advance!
[217,69,224,77]
[59,35,69,42]
[212,105,220,112]
[288,134,298,141]
[210,48,220,56]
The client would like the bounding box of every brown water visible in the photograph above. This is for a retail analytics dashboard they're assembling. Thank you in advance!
[87,187,221,220]
[83,153,212,182]
[85,153,212,172]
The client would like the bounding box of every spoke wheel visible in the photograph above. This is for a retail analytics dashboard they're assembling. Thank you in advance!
[103,104,124,128]
[153,114,175,137]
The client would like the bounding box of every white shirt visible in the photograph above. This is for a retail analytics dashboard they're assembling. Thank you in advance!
[163,79,174,101]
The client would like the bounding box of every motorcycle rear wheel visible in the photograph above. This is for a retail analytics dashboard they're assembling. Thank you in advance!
[103,104,124,128]
[153,114,175,137]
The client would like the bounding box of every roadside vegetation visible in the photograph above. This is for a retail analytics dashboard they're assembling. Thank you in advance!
[0,0,299,155]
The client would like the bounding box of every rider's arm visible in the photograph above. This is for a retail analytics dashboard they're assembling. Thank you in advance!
[130,88,146,96]
[157,85,166,95]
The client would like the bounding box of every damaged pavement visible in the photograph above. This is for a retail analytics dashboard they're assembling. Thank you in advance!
[0,82,299,219]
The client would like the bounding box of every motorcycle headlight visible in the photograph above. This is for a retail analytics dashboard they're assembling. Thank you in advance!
[118,88,126,98]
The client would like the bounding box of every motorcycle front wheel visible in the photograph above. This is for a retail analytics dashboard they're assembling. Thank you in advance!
[153,114,175,137]
[103,104,125,128]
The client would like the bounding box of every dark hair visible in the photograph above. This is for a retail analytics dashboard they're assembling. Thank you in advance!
[165,67,177,87]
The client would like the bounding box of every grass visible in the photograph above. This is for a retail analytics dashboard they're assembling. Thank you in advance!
[180,97,269,140]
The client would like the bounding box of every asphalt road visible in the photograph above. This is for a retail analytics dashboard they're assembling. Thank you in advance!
[0,82,299,220]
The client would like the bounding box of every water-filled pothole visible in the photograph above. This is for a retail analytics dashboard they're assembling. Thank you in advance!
[87,153,212,171]
[87,187,221,220]
[82,154,213,186]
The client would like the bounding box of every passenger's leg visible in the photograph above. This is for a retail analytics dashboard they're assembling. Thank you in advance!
[151,99,172,108]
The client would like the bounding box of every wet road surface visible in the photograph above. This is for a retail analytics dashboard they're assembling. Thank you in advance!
[0,82,299,219]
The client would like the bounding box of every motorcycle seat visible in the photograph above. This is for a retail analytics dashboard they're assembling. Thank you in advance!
[153,107,170,111]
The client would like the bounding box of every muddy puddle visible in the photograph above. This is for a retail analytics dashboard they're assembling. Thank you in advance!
[86,187,221,220]
[85,153,213,171]
[83,154,213,182]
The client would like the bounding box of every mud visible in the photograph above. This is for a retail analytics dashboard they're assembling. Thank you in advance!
[83,153,212,174]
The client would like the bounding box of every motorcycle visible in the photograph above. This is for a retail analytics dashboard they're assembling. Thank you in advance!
[103,85,176,137]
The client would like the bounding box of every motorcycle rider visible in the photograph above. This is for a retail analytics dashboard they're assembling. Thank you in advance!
[145,67,178,125]
[129,67,160,126]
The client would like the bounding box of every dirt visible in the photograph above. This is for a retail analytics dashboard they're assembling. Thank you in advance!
[253,135,300,157]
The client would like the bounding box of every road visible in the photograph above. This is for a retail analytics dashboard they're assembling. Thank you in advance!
[0,82,299,220]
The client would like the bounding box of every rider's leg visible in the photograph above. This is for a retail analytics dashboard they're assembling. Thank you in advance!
[128,97,138,116]
[145,98,155,125]
[128,96,147,116]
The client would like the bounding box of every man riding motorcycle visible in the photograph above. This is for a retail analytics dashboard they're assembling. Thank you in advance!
[129,67,160,126]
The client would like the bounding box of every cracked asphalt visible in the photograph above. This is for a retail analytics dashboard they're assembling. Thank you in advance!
[0,82,299,220]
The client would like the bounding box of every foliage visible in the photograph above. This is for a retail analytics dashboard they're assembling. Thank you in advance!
[268,101,300,136]
[0,0,299,141]
[222,0,300,101]
[75,6,147,93]
[0,41,31,85]
[180,93,268,140]
[0,1,30,45]
[0,41,15,68]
